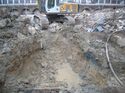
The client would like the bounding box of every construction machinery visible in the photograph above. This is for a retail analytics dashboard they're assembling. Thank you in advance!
[0,0,79,29]
[0,0,124,29]
[37,0,78,25]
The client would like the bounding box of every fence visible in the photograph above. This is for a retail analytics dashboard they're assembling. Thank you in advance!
[0,0,37,6]
[0,0,124,6]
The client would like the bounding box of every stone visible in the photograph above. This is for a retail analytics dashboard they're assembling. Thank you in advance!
[10,10,20,17]
[0,8,8,18]
[86,28,93,32]
[17,32,27,40]
[49,23,62,33]
[1,43,11,54]
[95,26,104,32]
[0,19,7,28]
[117,37,125,47]
[28,25,37,35]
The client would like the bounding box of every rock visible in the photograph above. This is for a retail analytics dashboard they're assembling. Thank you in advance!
[16,15,33,22]
[1,43,11,54]
[85,28,94,32]
[111,32,125,48]
[17,32,27,40]
[0,8,8,18]
[28,25,37,35]
[93,12,105,25]
[95,26,104,32]
[0,19,7,28]
[49,23,62,33]
[64,16,75,26]
[10,10,20,18]
[73,25,84,32]
[117,37,125,47]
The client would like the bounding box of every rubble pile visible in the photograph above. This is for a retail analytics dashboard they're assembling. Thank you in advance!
[0,8,125,93]
[75,8,125,32]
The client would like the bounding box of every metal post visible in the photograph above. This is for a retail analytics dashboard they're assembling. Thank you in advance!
[19,0,20,4]
[80,0,81,4]
[1,0,3,4]
[7,0,8,4]
[110,0,111,4]
[13,0,14,4]
[116,0,118,4]
[24,0,26,5]
[98,0,99,4]
[104,0,106,4]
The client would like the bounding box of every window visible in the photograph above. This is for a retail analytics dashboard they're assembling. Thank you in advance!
[111,0,116,4]
[3,0,7,4]
[57,0,59,5]
[117,0,124,4]
[99,0,104,3]
[32,0,36,3]
[67,0,73,2]
[9,0,13,4]
[81,0,86,3]
[14,0,18,3]
[48,0,55,9]
[26,0,30,3]
[20,0,24,3]
[91,0,98,3]
[41,0,45,11]
[106,0,110,3]
[0,0,2,4]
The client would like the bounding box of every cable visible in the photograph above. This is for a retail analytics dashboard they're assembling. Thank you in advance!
[105,31,124,86]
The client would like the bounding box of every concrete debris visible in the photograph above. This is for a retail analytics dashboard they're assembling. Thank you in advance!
[0,8,8,18]
[48,23,62,33]
[27,25,37,35]
[10,10,20,18]
[65,16,75,25]
[110,32,125,48]
[0,19,7,28]
[75,8,125,32]
[95,26,104,32]
[0,8,125,93]
[17,32,27,40]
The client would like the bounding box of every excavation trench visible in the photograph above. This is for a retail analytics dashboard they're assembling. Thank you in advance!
[1,31,109,93]
[1,8,125,93]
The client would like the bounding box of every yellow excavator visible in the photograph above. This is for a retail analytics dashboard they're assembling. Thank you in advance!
[6,0,79,29]
[36,0,78,25]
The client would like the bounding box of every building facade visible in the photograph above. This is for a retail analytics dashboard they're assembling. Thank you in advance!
[0,0,124,6]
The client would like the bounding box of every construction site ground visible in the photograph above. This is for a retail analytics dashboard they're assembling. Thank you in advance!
[0,7,125,93]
